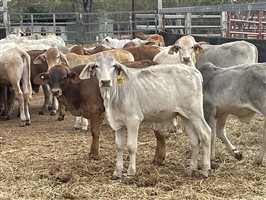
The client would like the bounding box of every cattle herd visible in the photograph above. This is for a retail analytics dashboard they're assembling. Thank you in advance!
[0,28,265,181]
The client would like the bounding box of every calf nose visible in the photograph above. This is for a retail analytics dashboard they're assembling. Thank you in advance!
[101,80,111,87]
[183,57,191,63]
[52,89,61,96]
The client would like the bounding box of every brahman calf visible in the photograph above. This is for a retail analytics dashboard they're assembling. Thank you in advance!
[34,64,105,158]
[198,62,266,164]
[153,35,204,67]
[79,52,211,179]
[0,46,32,126]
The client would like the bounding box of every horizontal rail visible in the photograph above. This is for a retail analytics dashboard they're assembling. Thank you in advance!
[230,19,260,24]
[159,2,266,13]
[229,31,259,35]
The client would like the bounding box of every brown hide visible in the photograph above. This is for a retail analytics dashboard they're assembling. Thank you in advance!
[123,45,160,61]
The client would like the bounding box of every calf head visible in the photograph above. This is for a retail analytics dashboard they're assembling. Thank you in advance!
[80,52,128,89]
[168,35,204,66]
[33,47,69,68]
[34,64,80,97]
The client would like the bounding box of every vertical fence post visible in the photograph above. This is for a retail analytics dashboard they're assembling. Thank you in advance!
[185,12,191,34]
[30,14,33,34]
[129,12,133,39]
[258,10,263,39]
[221,11,227,37]
[227,11,232,37]
[53,13,56,35]
[154,10,158,33]
[3,0,8,34]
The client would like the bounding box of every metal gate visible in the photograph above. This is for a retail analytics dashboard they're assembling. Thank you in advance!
[8,10,158,44]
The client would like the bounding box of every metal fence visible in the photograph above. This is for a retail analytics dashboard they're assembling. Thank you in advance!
[159,2,266,39]
[8,10,158,44]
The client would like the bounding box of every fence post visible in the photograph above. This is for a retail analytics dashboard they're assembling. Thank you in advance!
[53,13,56,35]
[30,14,33,34]
[185,12,191,34]
[227,11,232,37]
[258,10,263,39]
[221,11,227,37]
[3,0,8,34]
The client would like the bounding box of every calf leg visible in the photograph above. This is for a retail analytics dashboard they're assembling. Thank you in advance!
[39,84,51,115]
[185,113,211,177]
[74,116,89,131]
[126,120,141,176]
[50,95,58,116]
[152,121,171,165]
[180,117,200,176]
[216,114,243,160]
[112,127,126,179]
[23,94,31,125]
[74,116,82,130]
[255,119,266,164]
[81,117,89,131]
[13,85,27,127]
[57,102,65,121]
[153,130,166,166]
[89,114,102,159]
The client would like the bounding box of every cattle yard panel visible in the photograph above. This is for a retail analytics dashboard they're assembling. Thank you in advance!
[8,10,158,44]
[79,10,157,44]
[159,2,266,39]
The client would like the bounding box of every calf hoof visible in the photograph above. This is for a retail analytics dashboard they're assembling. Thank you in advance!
[2,116,10,121]
[111,175,121,180]
[57,116,65,121]
[38,111,44,115]
[81,128,88,133]
[233,149,243,160]
[25,120,31,126]
[152,157,165,166]
[211,161,220,169]
[50,111,57,116]
[89,152,99,160]
[20,121,26,127]
[201,170,209,178]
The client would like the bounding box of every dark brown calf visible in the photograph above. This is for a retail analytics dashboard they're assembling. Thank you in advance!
[34,64,105,158]
[27,50,57,115]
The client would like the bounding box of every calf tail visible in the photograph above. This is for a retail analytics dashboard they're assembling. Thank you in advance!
[16,46,32,101]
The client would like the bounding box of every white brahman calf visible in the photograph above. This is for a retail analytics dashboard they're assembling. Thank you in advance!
[79,52,211,179]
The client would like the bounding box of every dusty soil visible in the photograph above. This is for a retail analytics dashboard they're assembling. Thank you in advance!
[0,92,265,200]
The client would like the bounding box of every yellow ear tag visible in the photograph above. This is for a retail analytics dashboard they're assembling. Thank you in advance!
[194,47,201,57]
[60,58,67,66]
[117,71,125,84]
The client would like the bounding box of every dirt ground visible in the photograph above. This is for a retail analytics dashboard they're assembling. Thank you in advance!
[0,92,265,200]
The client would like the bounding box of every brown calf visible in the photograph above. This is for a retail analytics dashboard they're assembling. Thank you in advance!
[34,64,105,158]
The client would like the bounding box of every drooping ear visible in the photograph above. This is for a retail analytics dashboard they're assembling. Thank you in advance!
[33,53,47,64]
[79,62,97,80]
[68,71,81,84]
[114,63,129,82]
[168,45,179,55]
[194,43,205,56]
[34,72,50,85]
[60,52,69,67]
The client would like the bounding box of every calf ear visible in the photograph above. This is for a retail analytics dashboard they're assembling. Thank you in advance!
[33,53,46,64]
[168,45,179,54]
[79,63,97,80]
[68,72,81,84]
[60,52,70,67]
[114,63,129,82]
[34,73,49,85]
[194,44,204,56]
